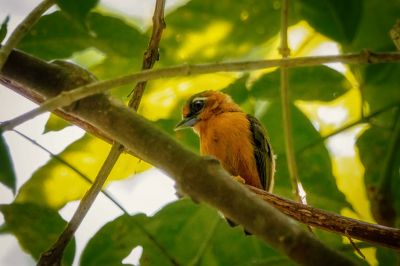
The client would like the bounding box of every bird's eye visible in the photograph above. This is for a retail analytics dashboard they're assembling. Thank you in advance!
[191,99,205,113]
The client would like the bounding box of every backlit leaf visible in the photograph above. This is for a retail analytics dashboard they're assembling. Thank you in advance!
[16,134,150,209]
[43,114,72,133]
[81,199,294,266]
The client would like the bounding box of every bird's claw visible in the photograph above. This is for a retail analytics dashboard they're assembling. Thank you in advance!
[233,175,246,184]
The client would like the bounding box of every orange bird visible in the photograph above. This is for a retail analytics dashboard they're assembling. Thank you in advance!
[175,90,275,192]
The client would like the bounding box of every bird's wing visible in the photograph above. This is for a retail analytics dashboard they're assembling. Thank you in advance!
[247,114,275,192]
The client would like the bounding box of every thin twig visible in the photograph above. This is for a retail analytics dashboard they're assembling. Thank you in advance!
[37,1,167,265]
[2,50,400,132]
[278,0,305,204]
[11,129,129,214]
[0,0,55,70]
[247,185,400,250]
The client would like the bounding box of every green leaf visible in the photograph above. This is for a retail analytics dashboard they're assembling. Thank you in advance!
[16,134,150,209]
[57,0,99,22]
[0,15,9,43]
[18,11,146,69]
[347,0,400,51]
[357,125,400,227]
[361,64,400,115]
[251,66,350,102]
[162,0,284,63]
[0,203,75,264]
[43,114,72,133]
[81,199,294,266]
[376,247,398,266]
[295,0,362,44]
[0,132,16,194]
[259,102,350,213]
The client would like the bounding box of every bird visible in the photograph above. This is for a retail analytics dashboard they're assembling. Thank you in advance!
[175,90,275,192]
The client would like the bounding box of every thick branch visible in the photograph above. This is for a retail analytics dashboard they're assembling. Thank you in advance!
[2,49,400,131]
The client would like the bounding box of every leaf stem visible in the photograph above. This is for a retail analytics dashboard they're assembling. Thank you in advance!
[0,0,55,70]
[11,129,129,214]
[278,0,305,204]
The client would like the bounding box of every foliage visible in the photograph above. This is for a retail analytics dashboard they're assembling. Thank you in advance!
[1,0,400,265]
[0,131,16,194]
[81,199,294,266]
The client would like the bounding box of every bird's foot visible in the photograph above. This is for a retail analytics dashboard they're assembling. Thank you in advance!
[233,175,246,184]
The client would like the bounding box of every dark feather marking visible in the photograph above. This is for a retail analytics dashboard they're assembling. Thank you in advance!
[247,114,274,191]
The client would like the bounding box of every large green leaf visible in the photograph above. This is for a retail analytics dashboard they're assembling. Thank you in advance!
[0,203,75,265]
[295,0,362,45]
[81,199,294,266]
[357,125,400,227]
[16,134,150,209]
[347,0,400,51]
[57,0,99,22]
[0,132,16,194]
[18,11,146,69]
[162,0,285,64]
[251,66,351,102]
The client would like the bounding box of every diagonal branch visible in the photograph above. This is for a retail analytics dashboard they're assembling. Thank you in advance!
[2,50,400,131]
[37,1,167,265]
[247,186,400,249]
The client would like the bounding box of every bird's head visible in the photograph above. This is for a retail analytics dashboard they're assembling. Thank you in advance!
[175,90,241,131]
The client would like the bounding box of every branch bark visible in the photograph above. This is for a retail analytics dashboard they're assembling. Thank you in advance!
[2,50,400,131]
[247,186,400,249]
[4,50,400,265]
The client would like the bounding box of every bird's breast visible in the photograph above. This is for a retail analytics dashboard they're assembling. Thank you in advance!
[197,112,262,188]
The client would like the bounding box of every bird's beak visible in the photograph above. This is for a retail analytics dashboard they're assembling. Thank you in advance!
[175,116,198,131]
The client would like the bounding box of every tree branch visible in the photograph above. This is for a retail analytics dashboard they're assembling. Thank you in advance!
[5,50,398,265]
[2,50,400,131]
[247,186,400,249]
[37,1,167,265]
[0,0,55,69]
[278,0,307,205]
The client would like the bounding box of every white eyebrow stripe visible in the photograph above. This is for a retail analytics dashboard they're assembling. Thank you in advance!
[192,97,207,103]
